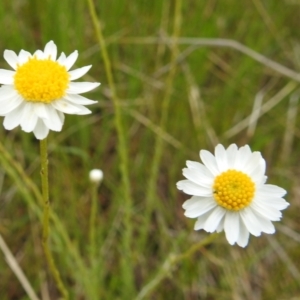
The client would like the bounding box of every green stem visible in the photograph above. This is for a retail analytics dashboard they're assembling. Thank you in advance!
[135,233,219,300]
[89,181,102,299]
[89,181,99,260]
[86,0,134,295]
[40,138,69,300]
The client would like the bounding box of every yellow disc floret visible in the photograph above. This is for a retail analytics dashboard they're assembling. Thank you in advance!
[213,169,255,211]
[14,56,69,103]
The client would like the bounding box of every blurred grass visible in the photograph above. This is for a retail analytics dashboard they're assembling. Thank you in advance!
[0,0,300,299]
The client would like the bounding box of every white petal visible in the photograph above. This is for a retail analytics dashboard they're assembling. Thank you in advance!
[216,218,224,232]
[203,206,226,232]
[234,145,252,169]
[20,103,38,132]
[226,144,238,167]
[68,65,92,80]
[57,110,65,124]
[247,162,266,184]
[257,184,287,198]
[224,212,240,245]
[0,85,15,92]
[33,103,51,119]
[215,144,228,172]
[183,196,216,218]
[261,176,268,184]
[3,102,26,130]
[186,160,204,170]
[0,86,19,102]
[254,213,275,234]
[67,82,100,94]
[176,180,212,197]
[57,52,67,64]
[186,160,214,179]
[194,211,212,230]
[4,50,19,70]
[33,49,45,59]
[33,119,49,140]
[69,104,91,115]
[18,50,32,64]
[250,200,282,221]
[0,69,15,84]
[55,100,91,115]
[258,156,266,177]
[257,195,289,210]
[182,196,202,209]
[51,99,83,114]
[242,152,263,176]
[240,207,262,236]
[65,94,97,105]
[0,95,23,115]
[64,50,78,70]
[42,105,64,131]
[236,221,250,247]
[200,149,219,176]
[44,41,57,60]
[182,168,213,188]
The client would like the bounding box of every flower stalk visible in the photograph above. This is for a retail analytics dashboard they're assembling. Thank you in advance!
[86,0,134,295]
[89,177,101,260]
[40,138,69,300]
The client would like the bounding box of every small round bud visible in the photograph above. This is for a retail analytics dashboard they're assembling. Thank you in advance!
[89,169,103,184]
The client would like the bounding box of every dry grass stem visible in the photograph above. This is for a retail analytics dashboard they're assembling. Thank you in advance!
[0,234,40,300]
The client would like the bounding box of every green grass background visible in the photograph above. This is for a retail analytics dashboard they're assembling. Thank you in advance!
[0,0,300,299]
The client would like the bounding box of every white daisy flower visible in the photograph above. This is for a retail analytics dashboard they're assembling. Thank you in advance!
[177,144,289,247]
[0,40,100,140]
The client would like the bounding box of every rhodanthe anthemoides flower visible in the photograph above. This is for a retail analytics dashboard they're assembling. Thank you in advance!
[177,144,289,247]
[0,41,100,139]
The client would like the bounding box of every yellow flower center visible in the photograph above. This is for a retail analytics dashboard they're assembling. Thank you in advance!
[14,56,70,103]
[213,169,255,211]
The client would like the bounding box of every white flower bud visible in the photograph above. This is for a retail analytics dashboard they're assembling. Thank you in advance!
[89,169,103,184]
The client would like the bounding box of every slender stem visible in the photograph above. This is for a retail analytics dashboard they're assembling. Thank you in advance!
[88,181,102,299]
[135,233,219,300]
[174,233,219,261]
[86,0,134,294]
[40,138,69,300]
[89,181,99,260]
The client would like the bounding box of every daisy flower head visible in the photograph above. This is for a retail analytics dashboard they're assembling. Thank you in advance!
[177,144,289,248]
[0,41,100,140]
